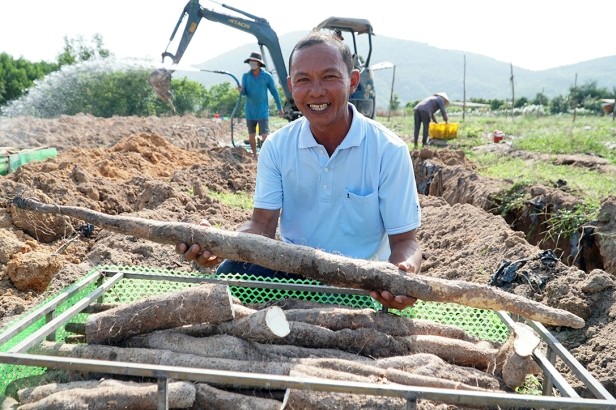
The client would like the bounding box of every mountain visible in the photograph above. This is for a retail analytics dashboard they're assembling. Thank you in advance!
[176,32,616,110]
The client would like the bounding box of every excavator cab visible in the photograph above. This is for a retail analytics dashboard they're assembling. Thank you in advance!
[314,17,376,119]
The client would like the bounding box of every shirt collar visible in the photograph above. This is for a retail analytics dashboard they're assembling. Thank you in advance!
[298,103,365,149]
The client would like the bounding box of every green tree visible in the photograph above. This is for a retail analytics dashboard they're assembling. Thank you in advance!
[549,95,568,114]
[567,81,610,114]
[488,98,505,111]
[209,82,242,118]
[87,70,167,117]
[389,93,401,112]
[169,77,209,115]
[532,92,549,106]
[57,34,112,66]
[0,53,57,106]
[514,96,529,108]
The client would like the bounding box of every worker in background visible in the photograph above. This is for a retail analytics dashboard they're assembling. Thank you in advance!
[177,30,422,311]
[239,52,285,159]
[413,92,449,149]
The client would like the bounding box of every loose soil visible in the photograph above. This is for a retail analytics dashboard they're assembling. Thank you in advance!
[0,113,615,400]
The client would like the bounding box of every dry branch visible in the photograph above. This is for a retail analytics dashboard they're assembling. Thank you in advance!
[11,196,585,329]
[84,283,235,344]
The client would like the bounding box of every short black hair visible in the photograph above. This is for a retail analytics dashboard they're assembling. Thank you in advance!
[288,30,354,76]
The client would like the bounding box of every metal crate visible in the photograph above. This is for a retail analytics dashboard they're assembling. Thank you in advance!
[0,265,614,409]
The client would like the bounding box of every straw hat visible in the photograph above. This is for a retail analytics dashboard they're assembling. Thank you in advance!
[434,92,449,103]
[244,52,266,67]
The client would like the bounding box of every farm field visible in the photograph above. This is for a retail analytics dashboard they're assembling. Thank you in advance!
[0,112,615,406]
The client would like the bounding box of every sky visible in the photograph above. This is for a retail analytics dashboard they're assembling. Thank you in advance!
[2,0,616,72]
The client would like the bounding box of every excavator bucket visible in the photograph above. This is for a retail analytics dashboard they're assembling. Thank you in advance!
[149,68,176,113]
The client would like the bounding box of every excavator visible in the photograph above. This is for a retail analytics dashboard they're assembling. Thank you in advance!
[150,0,376,123]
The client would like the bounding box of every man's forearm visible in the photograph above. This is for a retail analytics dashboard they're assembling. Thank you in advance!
[388,231,422,273]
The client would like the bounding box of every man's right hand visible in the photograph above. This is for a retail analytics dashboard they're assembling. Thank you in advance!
[175,219,223,268]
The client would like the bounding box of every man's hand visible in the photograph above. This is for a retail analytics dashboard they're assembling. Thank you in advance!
[370,260,418,309]
[370,290,417,310]
[175,219,223,268]
[372,231,422,310]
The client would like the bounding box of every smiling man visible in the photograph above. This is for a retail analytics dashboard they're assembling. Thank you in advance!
[177,30,422,310]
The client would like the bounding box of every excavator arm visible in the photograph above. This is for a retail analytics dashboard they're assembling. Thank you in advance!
[153,1,376,121]
[157,0,299,120]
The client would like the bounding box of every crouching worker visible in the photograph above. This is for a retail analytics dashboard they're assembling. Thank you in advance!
[413,92,450,149]
[176,30,422,311]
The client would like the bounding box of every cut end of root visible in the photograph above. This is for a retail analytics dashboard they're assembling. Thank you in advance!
[266,306,290,337]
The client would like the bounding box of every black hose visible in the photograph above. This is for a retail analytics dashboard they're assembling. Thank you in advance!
[201,70,242,147]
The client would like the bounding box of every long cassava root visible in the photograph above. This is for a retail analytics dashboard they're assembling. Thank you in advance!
[11,196,585,329]
[17,379,196,410]
[85,283,235,344]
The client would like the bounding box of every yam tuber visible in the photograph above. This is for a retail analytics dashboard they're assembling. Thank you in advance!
[192,382,282,410]
[17,379,195,410]
[84,283,234,344]
[283,307,477,341]
[11,196,585,329]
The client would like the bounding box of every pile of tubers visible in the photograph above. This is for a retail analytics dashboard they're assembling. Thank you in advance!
[7,283,543,410]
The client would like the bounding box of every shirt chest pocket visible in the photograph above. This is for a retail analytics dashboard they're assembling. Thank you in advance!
[340,190,382,237]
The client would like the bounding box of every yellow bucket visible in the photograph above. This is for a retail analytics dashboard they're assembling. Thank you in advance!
[429,122,459,139]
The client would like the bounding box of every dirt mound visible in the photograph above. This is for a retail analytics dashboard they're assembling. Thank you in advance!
[0,114,615,399]
[414,147,616,275]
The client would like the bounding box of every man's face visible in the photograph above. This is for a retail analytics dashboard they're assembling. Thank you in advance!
[248,61,260,71]
[288,43,359,128]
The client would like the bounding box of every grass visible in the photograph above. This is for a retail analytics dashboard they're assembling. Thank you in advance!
[378,113,616,160]
[379,112,615,209]
[470,153,616,203]
[183,181,254,211]
[208,190,253,210]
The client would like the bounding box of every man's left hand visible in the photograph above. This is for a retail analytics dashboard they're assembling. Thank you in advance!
[370,290,417,310]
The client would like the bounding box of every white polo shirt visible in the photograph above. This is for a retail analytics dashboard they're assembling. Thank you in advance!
[254,104,421,261]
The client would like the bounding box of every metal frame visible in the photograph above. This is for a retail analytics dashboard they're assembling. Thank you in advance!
[1,267,614,409]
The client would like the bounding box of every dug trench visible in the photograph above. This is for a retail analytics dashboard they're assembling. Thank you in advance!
[413,144,616,274]
[0,114,615,400]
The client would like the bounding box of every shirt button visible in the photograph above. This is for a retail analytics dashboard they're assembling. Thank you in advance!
[322,185,327,190]
[324,167,329,172]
